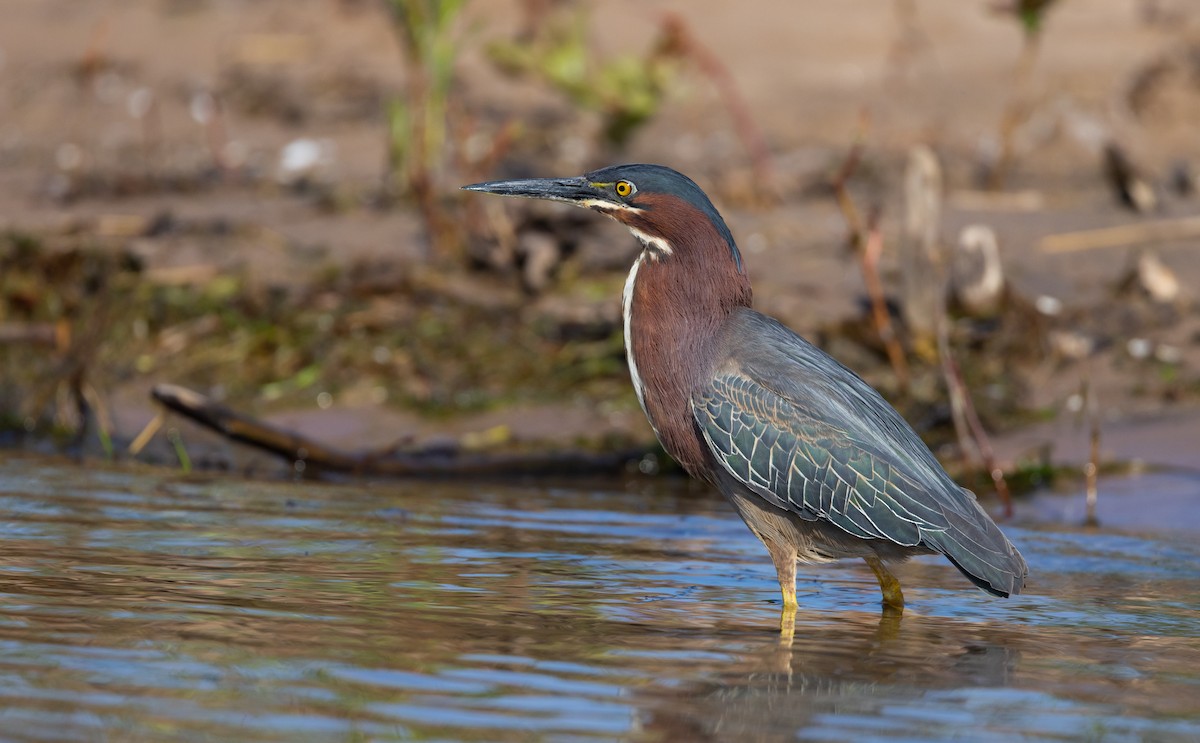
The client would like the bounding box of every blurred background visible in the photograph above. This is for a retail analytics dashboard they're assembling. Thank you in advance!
[1,0,1198,483]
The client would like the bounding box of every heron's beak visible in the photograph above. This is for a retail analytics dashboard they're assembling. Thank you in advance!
[461,176,605,208]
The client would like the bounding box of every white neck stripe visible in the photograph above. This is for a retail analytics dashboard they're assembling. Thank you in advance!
[628,227,673,255]
[621,253,652,425]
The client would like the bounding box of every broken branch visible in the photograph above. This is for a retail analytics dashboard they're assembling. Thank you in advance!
[1040,215,1200,254]
[149,384,649,479]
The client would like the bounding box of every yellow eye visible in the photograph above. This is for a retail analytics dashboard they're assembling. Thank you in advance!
[615,180,635,198]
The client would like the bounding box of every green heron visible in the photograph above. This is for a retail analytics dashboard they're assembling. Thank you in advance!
[463,164,1027,617]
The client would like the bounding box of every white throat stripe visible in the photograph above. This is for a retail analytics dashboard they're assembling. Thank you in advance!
[629,227,672,255]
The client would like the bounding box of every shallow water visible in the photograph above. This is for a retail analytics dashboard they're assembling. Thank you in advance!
[1,454,1198,742]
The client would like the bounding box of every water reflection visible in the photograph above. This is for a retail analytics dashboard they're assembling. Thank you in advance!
[639,609,1195,742]
[642,612,1024,741]
[0,454,1198,741]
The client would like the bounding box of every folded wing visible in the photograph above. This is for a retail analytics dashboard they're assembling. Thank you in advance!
[693,309,1028,597]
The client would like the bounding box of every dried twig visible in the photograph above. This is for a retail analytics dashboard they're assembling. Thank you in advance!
[128,409,167,456]
[830,113,870,245]
[148,384,649,479]
[657,13,778,197]
[830,115,910,389]
[1040,215,1200,254]
[937,318,1014,518]
[862,221,911,389]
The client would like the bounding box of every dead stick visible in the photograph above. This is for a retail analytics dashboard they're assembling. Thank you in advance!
[862,222,911,389]
[1040,215,1200,254]
[937,316,980,465]
[129,409,167,455]
[150,384,647,479]
[830,115,910,388]
[937,328,1014,518]
[831,112,869,246]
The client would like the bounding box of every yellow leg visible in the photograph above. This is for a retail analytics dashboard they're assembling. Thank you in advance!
[865,555,905,610]
[766,540,798,609]
[765,540,798,636]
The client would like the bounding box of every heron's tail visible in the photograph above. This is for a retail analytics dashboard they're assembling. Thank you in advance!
[927,489,1028,598]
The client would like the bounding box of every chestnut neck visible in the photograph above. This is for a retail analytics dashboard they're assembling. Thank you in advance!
[618,194,752,478]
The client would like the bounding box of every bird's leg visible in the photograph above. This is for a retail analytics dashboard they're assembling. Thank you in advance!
[765,540,799,636]
[765,540,798,609]
[768,540,796,638]
[865,555,905,610]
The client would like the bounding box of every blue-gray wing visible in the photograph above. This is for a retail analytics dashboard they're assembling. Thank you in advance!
[693,309,1027,596]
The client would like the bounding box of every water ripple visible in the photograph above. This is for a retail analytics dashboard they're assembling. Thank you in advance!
[0,454,1197,741]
